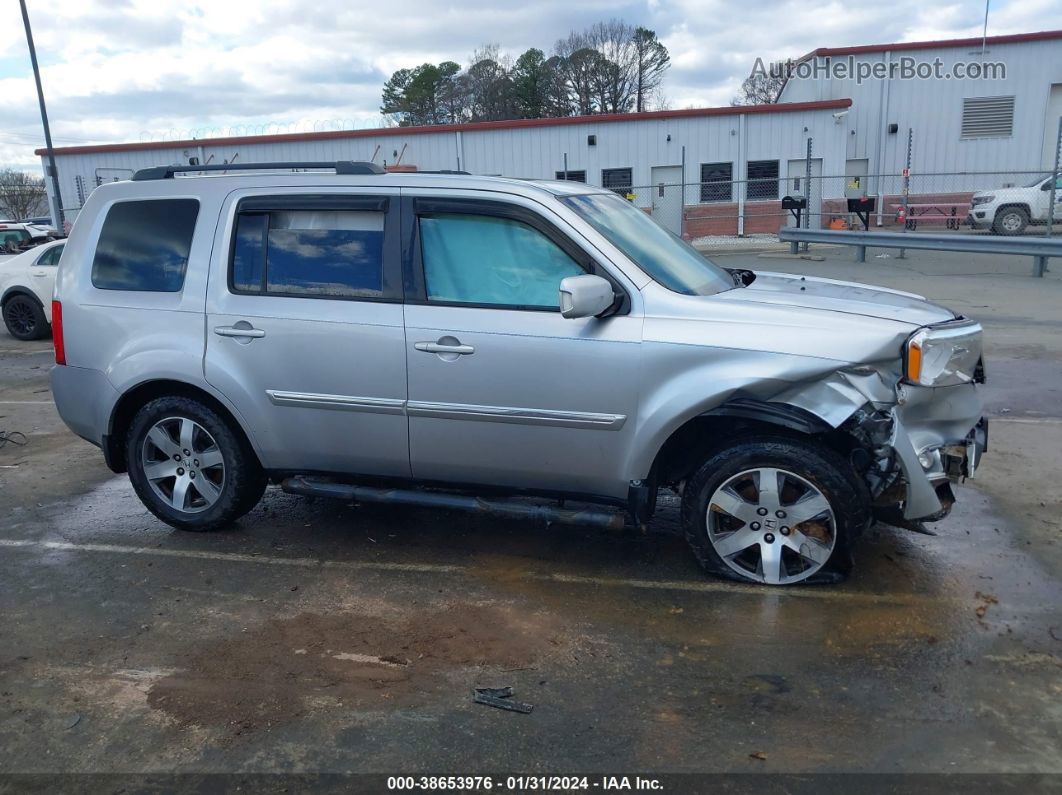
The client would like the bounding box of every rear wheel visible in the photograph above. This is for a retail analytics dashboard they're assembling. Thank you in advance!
[3,295,49,340]
[681,436,870,585]
[992,206,1028,235]
[126,396,266,531]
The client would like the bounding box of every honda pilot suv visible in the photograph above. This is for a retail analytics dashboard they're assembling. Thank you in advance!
[51,162,986,586]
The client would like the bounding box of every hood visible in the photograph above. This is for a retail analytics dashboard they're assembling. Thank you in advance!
[973,186,1032,201]
[716,271,956,327]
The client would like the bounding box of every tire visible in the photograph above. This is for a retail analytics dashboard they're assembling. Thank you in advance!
[680,436,871,586]
[126,396,266,531]
[3,295,49,341]
[992,206,1028,235]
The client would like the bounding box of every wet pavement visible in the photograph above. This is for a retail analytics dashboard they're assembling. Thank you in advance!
[1,249,1061,777]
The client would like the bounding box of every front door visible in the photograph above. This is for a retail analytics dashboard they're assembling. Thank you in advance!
[650,165,684,235]
[786,158,823,227]
[205,189,409,477]
[402,195,642,499]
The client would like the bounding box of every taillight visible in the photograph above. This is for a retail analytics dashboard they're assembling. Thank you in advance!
[52,300,66,365]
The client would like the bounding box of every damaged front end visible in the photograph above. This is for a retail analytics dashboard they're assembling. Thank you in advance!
[772,319,987,526]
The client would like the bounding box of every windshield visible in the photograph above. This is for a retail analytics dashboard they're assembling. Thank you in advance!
[1024,174,1050,187]
[560,192,734,296]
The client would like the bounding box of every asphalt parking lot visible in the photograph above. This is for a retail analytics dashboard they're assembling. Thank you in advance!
[1,247,1060,778]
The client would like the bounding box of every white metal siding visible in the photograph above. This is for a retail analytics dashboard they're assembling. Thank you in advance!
[41,107,851,222]
[779,37,1062,179]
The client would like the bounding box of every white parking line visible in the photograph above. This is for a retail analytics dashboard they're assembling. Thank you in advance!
[0,400,53,405]
[992,417,1062,425]
[0,349,53,355]
[0,537,960,605]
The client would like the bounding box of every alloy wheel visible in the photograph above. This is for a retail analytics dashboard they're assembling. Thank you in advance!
[4,299,36,337]
[706,467,836,585]
[141,417,226,513]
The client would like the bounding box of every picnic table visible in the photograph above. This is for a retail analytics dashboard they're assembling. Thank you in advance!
[890,202,969,230]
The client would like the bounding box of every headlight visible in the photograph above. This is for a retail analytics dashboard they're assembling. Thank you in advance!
[904,319,983,386]
[970,195,994,206]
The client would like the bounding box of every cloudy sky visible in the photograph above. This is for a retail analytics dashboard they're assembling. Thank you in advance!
[2,0,1061,171]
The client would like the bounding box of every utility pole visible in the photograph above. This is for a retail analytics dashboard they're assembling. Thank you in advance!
[20,0,64,227]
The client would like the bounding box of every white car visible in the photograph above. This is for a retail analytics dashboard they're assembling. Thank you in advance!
[968,173,1062,235]
[0,238,64,340]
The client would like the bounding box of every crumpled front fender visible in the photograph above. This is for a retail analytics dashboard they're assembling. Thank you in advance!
[769,368,982,519]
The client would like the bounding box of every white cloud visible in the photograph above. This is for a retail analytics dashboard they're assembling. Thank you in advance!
[2,0,1060,170]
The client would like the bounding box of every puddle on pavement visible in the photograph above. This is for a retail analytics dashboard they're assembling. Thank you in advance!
[146,604,568,738]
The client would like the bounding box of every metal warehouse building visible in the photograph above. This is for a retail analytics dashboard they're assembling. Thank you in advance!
[36,29,1062,238]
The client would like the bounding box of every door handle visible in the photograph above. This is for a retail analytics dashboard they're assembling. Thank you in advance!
[414,341,474,355]
[214,324,265,339]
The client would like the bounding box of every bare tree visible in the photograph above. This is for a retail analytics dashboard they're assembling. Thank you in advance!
[731,59,788,105]
[631,27,670,112]
[0,169,48,220]
[463,45,514,121]
[585,20,636,114]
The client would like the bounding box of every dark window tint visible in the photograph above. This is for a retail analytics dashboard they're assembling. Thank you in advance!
[231,214,266,291]
[420,213,584,308]
[700,162,733,202]
[91,199,198,291]
[231,210,384,299]
[555,170,586,182]
[602,168,633,195]
[0,229,30,253]
[746,160,780,200]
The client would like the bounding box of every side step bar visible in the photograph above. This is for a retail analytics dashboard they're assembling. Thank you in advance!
[280,476,629,530]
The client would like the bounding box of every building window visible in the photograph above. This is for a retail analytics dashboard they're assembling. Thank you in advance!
[91,199,199,292]
[961,96,1014,139]
[746,160,780,200]
[419,213,584,309]
[231,209,385,299]
[555,170,586,182]
[602,168,633,196]
[700,162,733,202]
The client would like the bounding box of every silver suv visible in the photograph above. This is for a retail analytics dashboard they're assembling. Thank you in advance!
[51,161,986,586]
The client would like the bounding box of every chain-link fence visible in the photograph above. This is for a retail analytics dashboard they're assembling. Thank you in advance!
[617,168,1062,244]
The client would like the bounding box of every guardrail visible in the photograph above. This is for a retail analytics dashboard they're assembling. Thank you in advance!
[777,227,1060,277]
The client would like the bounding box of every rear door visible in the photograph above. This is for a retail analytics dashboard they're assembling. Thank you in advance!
[29,243,63,313]
[205,189,409,477]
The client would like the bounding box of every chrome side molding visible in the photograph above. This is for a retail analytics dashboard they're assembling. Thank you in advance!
[265,391,626,430]
[266,390,406,415]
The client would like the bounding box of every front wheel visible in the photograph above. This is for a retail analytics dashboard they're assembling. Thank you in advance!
[992,206,1028,235]
[681,436,871,585]
[126,396,266,531]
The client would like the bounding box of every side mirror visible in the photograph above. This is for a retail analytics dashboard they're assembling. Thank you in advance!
[559,274,615,319]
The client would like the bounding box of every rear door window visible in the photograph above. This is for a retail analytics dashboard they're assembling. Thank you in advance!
[35,244,64,266]
[231,209,386,299]
[91,199,199,291]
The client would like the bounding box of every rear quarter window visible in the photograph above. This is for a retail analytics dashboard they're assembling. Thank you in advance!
[91,199,199,291]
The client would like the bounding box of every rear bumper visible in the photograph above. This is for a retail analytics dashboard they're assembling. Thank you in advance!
[50,364,118,448]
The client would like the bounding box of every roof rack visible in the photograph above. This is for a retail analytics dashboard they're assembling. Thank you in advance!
[131,161,386,181]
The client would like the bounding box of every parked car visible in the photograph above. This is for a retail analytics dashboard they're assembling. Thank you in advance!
[968,173,1062,234]
[50,162,986,586]
[0,239,64,339]
[21,217,60,237]
[0,221,54,254]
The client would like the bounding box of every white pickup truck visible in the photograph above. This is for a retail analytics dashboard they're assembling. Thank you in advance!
[968,173,1062,234]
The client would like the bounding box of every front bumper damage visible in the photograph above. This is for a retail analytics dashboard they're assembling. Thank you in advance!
[773,368,985,521]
